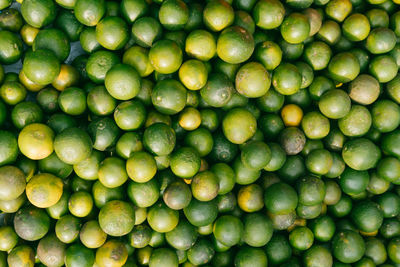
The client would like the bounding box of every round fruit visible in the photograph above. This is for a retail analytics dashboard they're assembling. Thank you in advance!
[54,127,92,165]
[332,230,365,264]
[22,49,60,86]
[26,173,63,208]
[235,62,270,98]
[217,26,254,64]
[99,200,135,237]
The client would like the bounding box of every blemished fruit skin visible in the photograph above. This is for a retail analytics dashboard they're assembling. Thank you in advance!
[2,0,400,266]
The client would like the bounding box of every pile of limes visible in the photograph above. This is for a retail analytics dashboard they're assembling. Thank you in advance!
[0,0,399,266]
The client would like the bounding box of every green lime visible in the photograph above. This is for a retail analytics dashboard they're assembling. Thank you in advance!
[14,206,50,241]
[151,79,187,115]
[147,202,179,233]
[255,41,282,71]
[332,230,365,264]
[0,131,18,166]
[7,245,35,267]
[95,240,128,267]
[114,100,146,131]
[86,50,120,84]
[264,182,298,215]
[325,0,352,22]
[99,200,135,236]
[22,49,60,86]
[203,0,234,31]
[369,55,398,83]
[120,0,148,23]
[318,89,351,119]
[21,0,56,28]
[33,29,70,62]
[179,59,208,90]
[165,220,197,250]
[217,26,254,64]
[159,0,189,30]
[328,52,360,83]
[26,173,63,208]
[348,74,380,105]
[222,107,256,144]
[280,13,310,44]
[58,87,86,116]
[272,63,302,95]
[338,105,371,137]
[149,39,183,74]
[0,166,25,201]
[122,46,154,77]
[74,0,105,26]
[235,62,270,98]
[18,123,54,160]
[0,31,23,65]
[126,151,157,183]
[342,14,370,41]
[253,0,285,29]
[127,179,159,208]
[366,27,396,54]
[87,85,117,116]
[68,191,93,217]
[304,41,332,71]
[54,127,92,165]
[96,16,128,50]
[131,17,162,47]
[342,138,381,171]
[191,171,219,201]
[301,111,330,139]
[289,226,314,250]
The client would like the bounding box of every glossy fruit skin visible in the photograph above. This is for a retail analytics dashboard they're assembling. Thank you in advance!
[318,89,351,119]
[349,74,380,105]
[149,39,183,74]
[343,14,370,41]
[332,230,366,264]
[126,151,157,183]
[54,127,92,165]
[86,50,120,84]
[147,202,179,233]
[96,16,129,50]
[18,123,54,160]
[264,182,298,215]
[13,206,50,241]
[253,0,285,30]
[272,63,302,96]
[179,59,208,90]
[342,138,381,171]
[152,79,187,115]
[265,234,292,265]
[217,26,255,64]
[203,0,234,32]
[328,52,360,83]
[7,245,35,267]
[22,49,60,86]
[200,73,234,108]
[303,245,333,267]
[235,62,270,98]
[21,0,56,28]
[280,13,310,44]
[0,31,23,65]
[289,226,314,250]
[33,29,70,62]
[222,107,257,144]
[26,173,63,208]
[74,0,105,26]
[95,240,128,267]
[366,28,396,54]
[99,200,135,236]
